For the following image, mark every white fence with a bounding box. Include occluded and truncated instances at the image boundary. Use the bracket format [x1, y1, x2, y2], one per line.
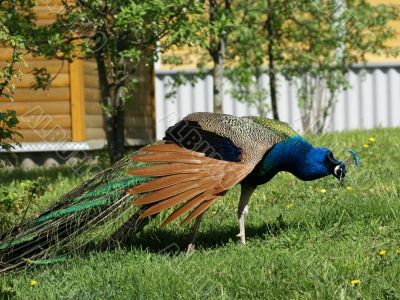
[155, 64, 400, 139]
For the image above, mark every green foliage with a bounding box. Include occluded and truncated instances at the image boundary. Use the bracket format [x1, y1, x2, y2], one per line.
[227, 0, 399, 131]
[163, 0, 399, 128]
[0, 110, 21, 151]
[0, 177, 47, 233]
[31, 68, 52, 90]
[0, 2, 38, 151]
[1, 0, 204, 163]
[1, 128, 400, 298]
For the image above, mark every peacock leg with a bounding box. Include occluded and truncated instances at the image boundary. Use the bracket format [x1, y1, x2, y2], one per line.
[237, 184, 256, 245]
[186, 213, 204, 254]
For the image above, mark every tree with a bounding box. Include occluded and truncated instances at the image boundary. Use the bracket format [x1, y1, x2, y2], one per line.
[164, 1, 236, 113]
[63, 1, 202, 163]
[227, 0, 398, 130]
[208, 0, 232, 113]
[0, 26, 22, 151]
[226, 1, 290, 118]
[2, 0, 202, 163]
[281, 0, 399, 132]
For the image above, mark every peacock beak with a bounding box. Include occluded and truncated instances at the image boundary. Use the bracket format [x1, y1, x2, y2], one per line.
[333, 162, 346, 183]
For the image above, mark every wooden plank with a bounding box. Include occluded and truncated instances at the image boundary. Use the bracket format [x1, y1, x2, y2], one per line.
[0, 48, 47, 61]
[84, 74, 100, 89]
[84, 87, 101, 102]
[0, 60, 68, 74]
[17, 114, 71, 129]
[37, 0, 64, 5]
[69, 58, 86, 141]
[14, 128, 72, 142]
[85, 128, 106, 140]
[83, 60, 98, 75]
[85, 114, 104, 128]
[9, 73, 69, 88]
[85, 101, 103, 114]
[124, 116, 154, 128]
[33, 6, 64, 20]
[125, 105, 154, 117]
[36, 19, 56, 26]
[124, 61, 155, 140]
[0, 87, 70, 102]
[0, 101, 70, 115]
[126, 127, 155, 140]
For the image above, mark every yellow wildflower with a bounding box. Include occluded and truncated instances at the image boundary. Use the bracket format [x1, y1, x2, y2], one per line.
[351, 279, 361, 287]
[212, 211, 217, 215]
[396, 249, 400, 255]
[31, 280, 38, 286]
[378, 250, 386, 257]
[368, 137, 376, 143]
[287, 203, 293, 209]
[362, 144, 369, 148]
[347, 186, 353, 191]
[320, 188, 327, 193]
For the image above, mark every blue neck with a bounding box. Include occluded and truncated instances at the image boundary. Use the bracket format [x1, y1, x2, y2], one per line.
[247, 136, 330, 185]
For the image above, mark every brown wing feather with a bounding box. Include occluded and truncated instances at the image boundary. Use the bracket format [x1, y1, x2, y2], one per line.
[128, 143, 253, 225]
[133, 152, 204, 164]
[139, 187, 206, 218]
[128, 174, 200, 194]
[181, 196, 222, 224]
[133, 181, 202, 205]
[127, 163, 202, 177]
[160, 194, 215, 227]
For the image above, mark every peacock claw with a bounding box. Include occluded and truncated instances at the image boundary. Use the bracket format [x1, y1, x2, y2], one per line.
[236, 233, 246, 246]
[186, 243, 196, 255]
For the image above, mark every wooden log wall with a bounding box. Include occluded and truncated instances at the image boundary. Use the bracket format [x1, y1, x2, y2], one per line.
[125, 62, 156, 144]
[83, 60, 105, 141]
[83, 59, 156, 144]
[0, 0, 71, 143]
[0, 57, 72, 143]
[0, 0, 156, 146]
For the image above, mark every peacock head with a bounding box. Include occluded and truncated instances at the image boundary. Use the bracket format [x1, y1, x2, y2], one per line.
[326, 150, 346, 183]
[306, 147, 346, 182]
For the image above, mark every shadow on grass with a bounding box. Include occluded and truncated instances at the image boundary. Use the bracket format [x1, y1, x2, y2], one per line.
[114, 215, 295, 254]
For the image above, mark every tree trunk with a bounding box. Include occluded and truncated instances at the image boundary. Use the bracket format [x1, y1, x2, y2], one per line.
[266, 0, 279, 120]
[212, 47, 224, 114]
[209, 0, 231, 114]
[255, 67, 267, 117]
[95, 49, 125, 165]
[111, 104, 125, 164]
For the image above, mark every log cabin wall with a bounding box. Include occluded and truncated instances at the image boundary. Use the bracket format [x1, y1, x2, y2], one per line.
[83, 60, 105, 142]
[1, 0, 72, 144]
[0, 0, 156, 154]
[125, 62, 156, 146]
[0, 53, 72, 143]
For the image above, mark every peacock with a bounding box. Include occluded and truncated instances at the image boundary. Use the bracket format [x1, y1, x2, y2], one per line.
[0, 112, 353, 273]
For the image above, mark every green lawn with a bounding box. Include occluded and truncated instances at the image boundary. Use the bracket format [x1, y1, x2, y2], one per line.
[1, 128, 400, 299]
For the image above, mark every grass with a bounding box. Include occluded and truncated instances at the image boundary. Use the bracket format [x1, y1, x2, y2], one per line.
[1, 128, 400, 299]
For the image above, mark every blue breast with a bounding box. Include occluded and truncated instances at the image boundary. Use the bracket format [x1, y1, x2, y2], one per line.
[244, 136, 316, 185]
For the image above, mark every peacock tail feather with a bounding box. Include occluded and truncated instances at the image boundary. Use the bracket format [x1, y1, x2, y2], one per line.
[0, 152, 158, 273]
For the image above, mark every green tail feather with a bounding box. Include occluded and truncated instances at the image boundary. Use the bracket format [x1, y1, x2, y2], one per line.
[0, 153, 157, 273]
[0, 233, 37, 250]
[73, 176, 146, 203]
[32, 198, 110, 224]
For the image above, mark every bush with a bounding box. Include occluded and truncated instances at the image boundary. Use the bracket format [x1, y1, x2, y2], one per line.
[0, 110, 21, 152]
[0, 177, 47, 234]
